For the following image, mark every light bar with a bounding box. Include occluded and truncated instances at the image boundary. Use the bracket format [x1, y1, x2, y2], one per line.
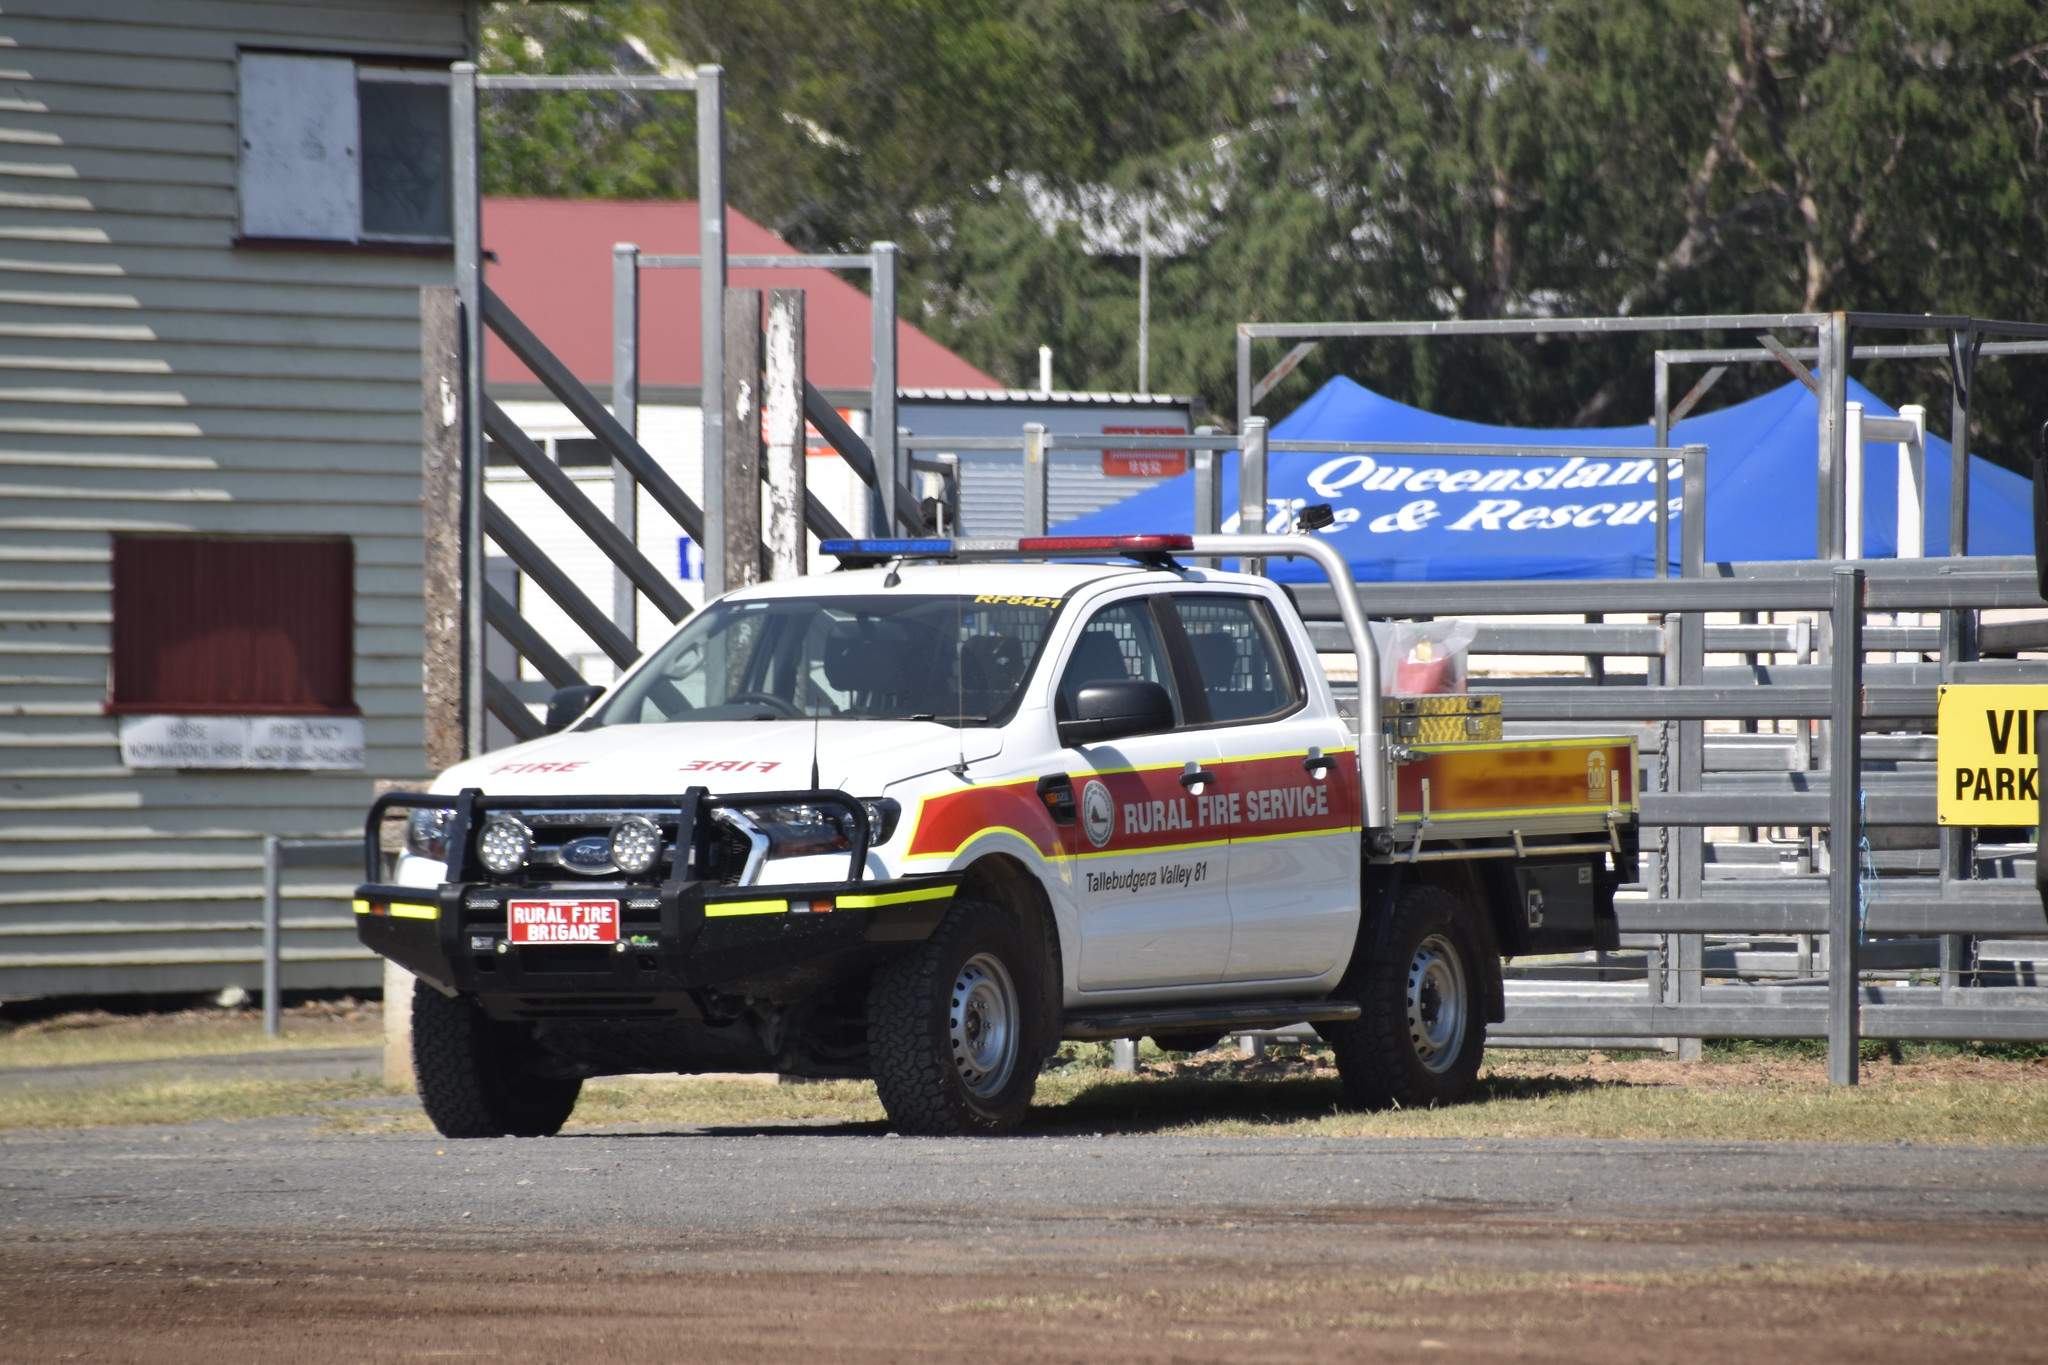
[819, 538, 953, 558]
[1017, 534, 1194, 553]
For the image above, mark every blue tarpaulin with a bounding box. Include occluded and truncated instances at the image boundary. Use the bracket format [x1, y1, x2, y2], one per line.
[1053, 376, 2034, 581]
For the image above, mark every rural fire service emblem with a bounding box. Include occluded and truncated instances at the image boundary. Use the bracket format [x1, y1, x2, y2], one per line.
[1586, 748, 1609, 800]
[1081, 779, 1115, 848]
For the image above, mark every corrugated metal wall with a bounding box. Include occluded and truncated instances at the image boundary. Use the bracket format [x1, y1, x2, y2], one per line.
[0, 0, 471, 999]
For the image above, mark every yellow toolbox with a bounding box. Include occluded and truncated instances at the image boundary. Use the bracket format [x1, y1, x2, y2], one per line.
[1379, 693, 1503, 744]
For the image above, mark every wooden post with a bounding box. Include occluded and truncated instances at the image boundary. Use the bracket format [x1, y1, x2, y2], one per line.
[723, 288, 762, 591]
[420, 286, 466, 776]
[398, 285, 465, 1089]
[763, 289, 807, 579]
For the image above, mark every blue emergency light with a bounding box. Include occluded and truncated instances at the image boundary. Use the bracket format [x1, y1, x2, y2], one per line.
[818, 538, 954, 557]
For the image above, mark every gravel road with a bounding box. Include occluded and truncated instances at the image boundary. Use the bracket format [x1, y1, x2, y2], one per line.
[4, 1117, 2045, 1361]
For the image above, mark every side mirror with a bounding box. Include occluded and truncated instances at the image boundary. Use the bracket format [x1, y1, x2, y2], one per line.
[545, 683, 605, 734]
[1057, 679, 1175, 748]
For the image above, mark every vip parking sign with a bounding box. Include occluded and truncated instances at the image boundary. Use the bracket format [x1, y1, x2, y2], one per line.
[1935, 685, 2048, 825]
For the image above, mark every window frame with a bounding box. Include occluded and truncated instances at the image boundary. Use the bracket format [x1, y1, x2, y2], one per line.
[1159, 590, 1307, 731]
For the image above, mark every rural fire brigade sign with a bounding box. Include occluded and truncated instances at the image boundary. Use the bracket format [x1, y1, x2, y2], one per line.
[508, 899, 620, 944]
[1936, 685, 2048, 825]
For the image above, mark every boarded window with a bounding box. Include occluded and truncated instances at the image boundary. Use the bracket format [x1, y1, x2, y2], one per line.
[237, 53, 450, 243]
[111, 538, 355, 715]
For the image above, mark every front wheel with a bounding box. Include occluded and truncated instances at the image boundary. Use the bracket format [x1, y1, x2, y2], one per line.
[411, 980, 582, 1138]
[1322, 883, 1489, 1110]
[867, 897, 1048, 1135]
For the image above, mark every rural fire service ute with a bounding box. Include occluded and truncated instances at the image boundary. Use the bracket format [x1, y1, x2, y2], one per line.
[356, 531, 1638, 1137]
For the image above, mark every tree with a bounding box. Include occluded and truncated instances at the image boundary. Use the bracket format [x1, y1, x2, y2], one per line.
[480, 0, 2048, 470]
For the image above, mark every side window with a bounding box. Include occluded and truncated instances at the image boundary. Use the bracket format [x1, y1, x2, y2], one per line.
[1056, 599, 1175, 721]
[1171, 594, 1302, 724]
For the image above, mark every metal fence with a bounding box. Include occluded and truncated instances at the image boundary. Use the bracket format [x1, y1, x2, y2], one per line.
[1291, 554, 2045, 1081]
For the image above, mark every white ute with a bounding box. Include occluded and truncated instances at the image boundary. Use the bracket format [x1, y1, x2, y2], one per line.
[357, 532, 1638, 1136]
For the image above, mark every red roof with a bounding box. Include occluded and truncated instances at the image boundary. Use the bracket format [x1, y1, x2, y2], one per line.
[482, 198, 999, 392]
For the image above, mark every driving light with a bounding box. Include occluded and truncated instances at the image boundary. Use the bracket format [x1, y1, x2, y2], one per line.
[608, 815, 663, 876]
[405, 806, 454, 861]
[476, 815, 533, 875]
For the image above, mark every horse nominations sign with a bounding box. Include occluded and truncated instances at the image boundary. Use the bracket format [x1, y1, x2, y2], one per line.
[118, 715, 366, 771]
[1935, 685, 2048, 825]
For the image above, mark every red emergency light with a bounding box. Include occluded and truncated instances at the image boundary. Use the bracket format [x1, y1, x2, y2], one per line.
[1016, 534, 1195, 554]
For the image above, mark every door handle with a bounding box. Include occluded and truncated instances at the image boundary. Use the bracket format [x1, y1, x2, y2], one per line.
[1179, 763, 1217, 790]
[1302, 746, 1333, 776]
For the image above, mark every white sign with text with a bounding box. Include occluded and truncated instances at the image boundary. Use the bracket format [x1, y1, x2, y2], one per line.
[119, 715, 365, 770]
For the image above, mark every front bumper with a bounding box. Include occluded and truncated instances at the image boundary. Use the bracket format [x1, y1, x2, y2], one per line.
[354, 874, 959, 1015]
[353, 786, 955, 1019]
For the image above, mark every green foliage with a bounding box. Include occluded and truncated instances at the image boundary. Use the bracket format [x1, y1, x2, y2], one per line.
[481, 0, 2048, 470]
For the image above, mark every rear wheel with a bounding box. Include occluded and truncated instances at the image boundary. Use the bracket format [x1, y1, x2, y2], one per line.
[411, 980, 582, 1138]
[1323, 883, 1488, 1110]
[868, 897, 1048, 1135]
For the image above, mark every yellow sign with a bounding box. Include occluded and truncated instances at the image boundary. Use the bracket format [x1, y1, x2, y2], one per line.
[1936, 685, 2048, 825]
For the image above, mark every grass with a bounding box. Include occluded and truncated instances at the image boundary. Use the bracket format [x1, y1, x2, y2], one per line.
[0, 1000, 383, 1070]
[0, 1074, 397, 1133]
[6, 1027, 2048, 1144]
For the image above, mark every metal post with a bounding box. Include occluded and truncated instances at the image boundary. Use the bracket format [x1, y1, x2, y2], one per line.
[1192, 442, 1220, 536]
[1897, 404, 1927, 559]
[723, 288, 761, 589]
[1816, 313, 1849, 560]
[1672, 576, 1705, 1059]
[763, 288, 807, 579]
[450, 62, 485, 759]
[1947, 328, 1979, 557]
[869, 242, 900, 535]
[1235, 327, 1253, 438]
[1239, 416, 1269, 576]
[1679, 445, 1706, 578]
[1844, 401, 1865, 560]
[1137, 199, 1150, 394]
[1827, 564, 1864, 1086]
[696, 64, 727, 597]
[1112, 1038, 1138, 1074]
[261, 835, 282, 1038]
[611, 242, 640, 640]
[1021, 422, 1049, 537]
[1653, 356, 1671, 578]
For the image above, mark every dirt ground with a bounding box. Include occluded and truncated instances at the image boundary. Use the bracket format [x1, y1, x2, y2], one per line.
[3, 1215, 2043, 1364]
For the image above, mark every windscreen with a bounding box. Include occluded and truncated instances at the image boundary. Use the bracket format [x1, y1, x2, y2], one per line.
[590, 594, 1062, 728]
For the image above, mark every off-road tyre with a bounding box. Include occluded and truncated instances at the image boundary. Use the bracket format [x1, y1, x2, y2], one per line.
[412, 979, 582, 1138]
[867, 896, 1048, 1136]
[1322, 883, 1489, 1111]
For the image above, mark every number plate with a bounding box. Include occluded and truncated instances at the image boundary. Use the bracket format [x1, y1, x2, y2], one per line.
[507, 898, 620, 945]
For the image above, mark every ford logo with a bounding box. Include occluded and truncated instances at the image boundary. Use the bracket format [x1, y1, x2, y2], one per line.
[557, 835, 616, 872]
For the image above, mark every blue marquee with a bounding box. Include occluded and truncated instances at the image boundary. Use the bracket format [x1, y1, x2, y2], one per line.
[1054, 376, 2033, 581]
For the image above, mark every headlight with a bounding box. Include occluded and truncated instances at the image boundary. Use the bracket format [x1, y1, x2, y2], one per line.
[405, 806, 454, 862]
[476, 815, 533, 875]
[731, 799, 900, 859]
[860, 798, 901, 846]
[742, 803, 855, 859]
[608, 816, 663, 876]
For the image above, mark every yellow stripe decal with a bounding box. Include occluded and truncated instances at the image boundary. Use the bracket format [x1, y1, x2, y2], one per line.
[705, 899, 786, 918]
[837, 884, 957, 910]
[354, 897, 438, 920]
